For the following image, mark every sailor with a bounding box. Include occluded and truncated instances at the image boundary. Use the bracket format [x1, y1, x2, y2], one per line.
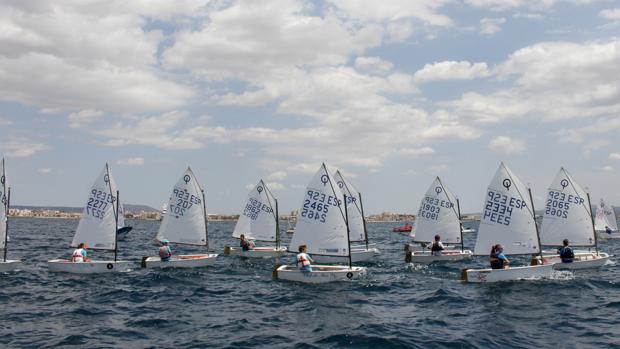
[240, 234, 254, 251]
[557, 239, 574, 263]
[296, 245, 314, 272]
[71, 243, 90, 263]
[159, 239, 172, 262]
[489, 244, 509, 269]
[429, 234, 445, 256]
[605, 226, 612, 235]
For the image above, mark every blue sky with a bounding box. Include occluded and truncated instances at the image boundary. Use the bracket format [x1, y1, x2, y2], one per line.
[1, 0, 619, 214]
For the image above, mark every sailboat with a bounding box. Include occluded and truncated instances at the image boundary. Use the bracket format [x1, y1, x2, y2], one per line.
[0, 158, 20, 272]
[116, 203, 132, 240]
[461, 162, 554, 283]
[537, 168, 610, 269]
[310, 170, 380, 263]
[224, 179, 287, 257]
[273, 163, 366, 283]
[405, 177, 472, 263]
[141, 167, 218, 268]
[594, 199, 619, 239]
[48, 164, 132, 273]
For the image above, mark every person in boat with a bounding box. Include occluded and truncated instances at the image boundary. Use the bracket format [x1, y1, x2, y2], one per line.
[557, 239, 574, 263]
[159, 239, 172, 262]
[296, 245, 314, 272]
[605, 226, 612, 235]
[239, 234, 255, 251]
[490, 244, 509, 269]
[71, 243, 91, 263]
[429, 234, 445, 256]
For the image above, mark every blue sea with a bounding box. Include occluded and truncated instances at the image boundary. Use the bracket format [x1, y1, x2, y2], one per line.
[1, 218, 619, 348]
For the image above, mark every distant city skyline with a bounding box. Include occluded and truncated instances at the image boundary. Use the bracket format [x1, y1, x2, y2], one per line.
[1, 1, 619, 214]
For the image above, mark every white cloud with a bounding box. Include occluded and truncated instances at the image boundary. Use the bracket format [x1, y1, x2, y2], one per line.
[267, 171, 288, 181]
[329, 0, 453, 27]
[413, 61, 489, 84]
[465, 0, 595, 12]
[608, 153, 620, 160]
[37, 168, 52, 174]
[1, 139, 48, 157]
[480, 17, 506, 35]
[68, 109, 103, 128]
[488, 136, 526, 154]
[355, 56, 394, 74]
[265, 181, 286, 190]
[395, 147, 435, 157]
[116, 157, 145, 166]
[555, 118, 620, 144]
[600, 165, 614, 172]
[599, 8, 620, 20]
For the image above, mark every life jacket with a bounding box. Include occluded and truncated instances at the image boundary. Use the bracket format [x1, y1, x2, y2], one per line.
[559, 246, 574, 261]
[71, 248, 85, 263]
[296, 253, 310, 268]
[240, 240, 250, 251]
[431, 241, 444, 252]
[490, 251, 504, 269]
[159, 246, 172, 259]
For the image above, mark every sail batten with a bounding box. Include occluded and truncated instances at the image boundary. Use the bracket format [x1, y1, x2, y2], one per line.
[232, 179, 277, 242]
[289, 164, 349, 256]
[156, 168, 208, 246]
[414, 177, 461, 244]
[473, 163, 540, 256]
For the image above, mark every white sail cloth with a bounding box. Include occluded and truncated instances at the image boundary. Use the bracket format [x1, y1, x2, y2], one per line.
[334, 170, 365, 242]
[414, 177, 461, 244]
[156, 168, 208, 245]
[595, 199, 617, 231]
[540, 168, 595, 246]
[474, 163, 540, 256]
[232, 180, 277, 241]
[289, 164, 349, 256]
[71, 164, 120, 250]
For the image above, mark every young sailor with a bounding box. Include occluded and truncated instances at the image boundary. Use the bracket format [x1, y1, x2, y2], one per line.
[557, 239, 574, 263]
[71, 243, 90, 263]
[429, 234, 445, 256]
[239, 234, 255, 251]
[296, 245, 313, 272]
[605, 226, 612, 235]
[159, 239, 172, 262]
[489, 244, 509, 269]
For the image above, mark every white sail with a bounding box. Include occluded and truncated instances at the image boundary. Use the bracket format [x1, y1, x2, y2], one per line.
[0, 158, 7, 250]
[540, 168, 595, 246]
[414, 177, 461, 244]
[474, 163, 540, 256]
[71, 164, 120, 250]
[595, 199, 618, 231]
[334, 170, 365, 242]
[156, 168, 207, 245]
[289, 163, 349, 256]
[232, 180, 277, 242]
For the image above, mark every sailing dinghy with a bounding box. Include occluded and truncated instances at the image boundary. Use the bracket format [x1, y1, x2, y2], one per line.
[273, 163, 366, 283]
[0, 158, 20, 272]
[48, 164, 132, 273]
[594, 199, 619, 239]
[142, 168, 218, 268]
[310, 170, 379, 263]
[224, 180, 287, 257]
[462, 163, 553, 283]
[405, 177, 472, 263]
[537, 168, 609, 269]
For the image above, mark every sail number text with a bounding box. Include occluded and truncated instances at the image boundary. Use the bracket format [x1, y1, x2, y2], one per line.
[545, 190, 584, 219]
[170, 188, 202, 217]
[85, 189, 116, 219]
[418, 196, 453, 220]
[243, 197, 272, 220]
[483, 190, 527, 225]
[301, 190, 340, 223]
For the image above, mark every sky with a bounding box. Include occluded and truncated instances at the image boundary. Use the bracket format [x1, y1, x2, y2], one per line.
[1, 0, 619, 215]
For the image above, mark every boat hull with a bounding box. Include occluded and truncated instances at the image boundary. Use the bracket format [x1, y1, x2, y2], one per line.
[538, 252, 610, 270]
[0, 260, 21, 272]
[273, 264, 366, 283]
[462, 264, 554, 283]
[223, 246, 287, 258]
[141, 254, 218, 268]
[47, 259, 133, 274]
[596, 231, 620, 239]
[311, 248, 380, 264]
[406, 250, 473, 263]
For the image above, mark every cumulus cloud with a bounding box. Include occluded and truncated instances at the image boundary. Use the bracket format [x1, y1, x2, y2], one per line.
[68, 109, 103, 128]
[267, 171, 288, 181]
[608, 153, 620, 160]
[599, 8, 620, 20]
[600, 165, 614, 172]
[480, 17, 506, 34]
[1, 139, 48, 157]
[355, 56, 394, 74]
[413, 61, 489, 84]
[37, 168, 52, 174]
[116, 157, 145, 166]
[488, 136, 526, 154]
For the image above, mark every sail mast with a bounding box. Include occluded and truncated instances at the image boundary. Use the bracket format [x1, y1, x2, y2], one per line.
[359, 192, 369, 250]
[202, 189, 209, 249]
[527, 187, 543, 260]
[3, 188, 10, 262]
[586, 193, 599, 255]
[456, 198, 464, 253]
[344, 194, 352, 268]
[275, 198, 280, 249]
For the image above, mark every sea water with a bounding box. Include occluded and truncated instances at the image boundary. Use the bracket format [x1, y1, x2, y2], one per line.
[1, 218, 618, 348]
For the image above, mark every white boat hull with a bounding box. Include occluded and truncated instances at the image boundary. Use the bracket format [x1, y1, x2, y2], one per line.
[462, 228, 476, 233]
[462, 264, 554, 283]
[538, 252, 610, 270]
[311, 248, 380, 264]
[0, 260, 21, 272]
[223, 246, 287, 258]
[273, 264, 366, 283]
[596, 231, 620, 239]
[141, 254, 218, 268]
[47, 259, 133, 274]
[406, 250, 473, 263]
